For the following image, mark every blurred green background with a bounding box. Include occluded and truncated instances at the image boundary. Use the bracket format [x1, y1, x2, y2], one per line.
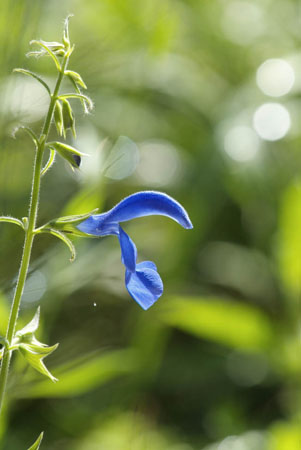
[0, 0, 300, 449]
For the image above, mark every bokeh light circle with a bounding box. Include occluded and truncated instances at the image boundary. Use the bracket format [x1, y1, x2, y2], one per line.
[224, 126, 260, 162]
[256, 59, 295, 97]
[253, 103, 291, 141]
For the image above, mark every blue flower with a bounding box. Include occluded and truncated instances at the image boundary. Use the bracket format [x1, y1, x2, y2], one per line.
[77, 191, 193, 310]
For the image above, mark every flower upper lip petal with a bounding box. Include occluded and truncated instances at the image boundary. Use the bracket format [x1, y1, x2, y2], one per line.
[78, 191, 193, 236]
[105, 191, 193, 229]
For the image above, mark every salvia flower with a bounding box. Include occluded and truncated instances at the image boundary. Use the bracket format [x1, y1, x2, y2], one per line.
[77, 191, 193, 310]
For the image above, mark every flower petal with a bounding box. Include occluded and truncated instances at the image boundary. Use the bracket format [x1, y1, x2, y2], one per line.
[118, 226, 137, 272]
[76, 214, 118, 236]
[77, 191, 193, 236]
[106, 191, 192, 229]
[125, 261, 163, 310]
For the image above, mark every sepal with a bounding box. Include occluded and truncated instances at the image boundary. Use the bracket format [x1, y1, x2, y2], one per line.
[46, 141, 87, 169]
[59, 93, 93, 113]
[14, 308, 58, 382]
[36, 227, 76, 261]
[28, 40, 61, 71]
[61, 99, 76, 138]
[63, 15, 73, 48]
[65, 70, 87, 89]
[27, 432, 44, 450]
[54, 100, 64, 136]
[15, 307, 40, 338]
[41, 149, 56, 176]
[39, 210, 98, 237]
[19, 342, 58, 382]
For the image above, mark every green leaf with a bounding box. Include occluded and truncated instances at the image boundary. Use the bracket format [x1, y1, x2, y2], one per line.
[37, 228, 76, 261]
[17, 350, 137, 398]
[278, 180, 301, 298]
[0, 216, 24, 229]
[27, 431, 44, 450]
[47, 141, 86, 169]
[41, 149, 56, 176]
[13, 68, 51, 95]
[159, 297, 274, 353]
[19, 342, 58, 382]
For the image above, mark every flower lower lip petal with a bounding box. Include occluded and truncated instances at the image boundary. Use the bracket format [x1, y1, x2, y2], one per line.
[125, 265, 163, 310]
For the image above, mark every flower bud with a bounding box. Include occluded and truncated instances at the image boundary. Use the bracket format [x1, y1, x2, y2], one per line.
[62, 98, 76, 138]
[54, 100, 64, 136]
[47, 141, 86, 169]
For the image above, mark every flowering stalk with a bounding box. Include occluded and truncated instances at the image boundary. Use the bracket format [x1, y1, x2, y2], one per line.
[0, 26, 71, 419]
[0, 17, 192, 448]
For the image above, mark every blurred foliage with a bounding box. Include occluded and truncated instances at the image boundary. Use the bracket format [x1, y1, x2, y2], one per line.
[0, 0, 300, 449]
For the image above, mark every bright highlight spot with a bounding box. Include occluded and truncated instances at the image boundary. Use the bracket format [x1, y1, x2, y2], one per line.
[253, 103, 291, 141]
[256, 59, 295, 97]
[224, 126, 259, 162]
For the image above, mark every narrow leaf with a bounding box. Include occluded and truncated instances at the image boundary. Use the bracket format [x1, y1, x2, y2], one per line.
[37, 228, 76, 261]
[12, 126, 38, 147]
[13, 69, 51, 95]
[0, 216, 24, 229]
[41, 149, 56, 176]
[27, 432, 44, 450]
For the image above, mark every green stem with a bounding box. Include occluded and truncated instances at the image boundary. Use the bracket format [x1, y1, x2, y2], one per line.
[0, 54, 69, 418]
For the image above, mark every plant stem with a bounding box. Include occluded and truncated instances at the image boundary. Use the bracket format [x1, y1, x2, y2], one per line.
[0, 55, 69, 418]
